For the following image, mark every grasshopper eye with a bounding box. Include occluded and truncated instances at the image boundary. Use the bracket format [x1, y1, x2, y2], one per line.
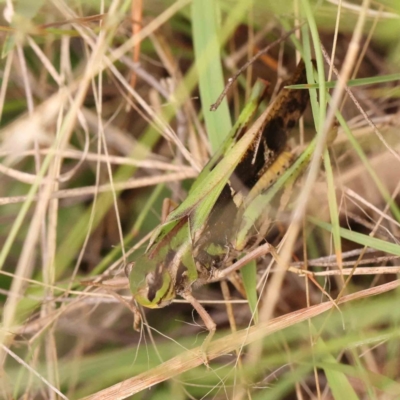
[134, 270, 175, 309]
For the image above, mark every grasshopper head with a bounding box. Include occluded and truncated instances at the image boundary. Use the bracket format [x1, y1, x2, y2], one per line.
[127, 256, 176, 309]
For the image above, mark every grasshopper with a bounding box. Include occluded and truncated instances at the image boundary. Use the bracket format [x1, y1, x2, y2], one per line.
[127, 60, 311, 343]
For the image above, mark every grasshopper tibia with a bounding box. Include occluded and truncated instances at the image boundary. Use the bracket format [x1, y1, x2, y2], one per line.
[181, 291, 216, 367]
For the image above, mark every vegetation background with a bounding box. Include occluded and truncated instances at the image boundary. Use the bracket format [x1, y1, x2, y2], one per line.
[1, 0, 400, 399]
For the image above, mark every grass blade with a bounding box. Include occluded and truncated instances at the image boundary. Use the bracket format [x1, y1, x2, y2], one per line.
[192, 0, 231, 151]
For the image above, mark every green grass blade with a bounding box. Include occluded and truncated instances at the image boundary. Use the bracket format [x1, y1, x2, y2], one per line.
[289, 73, 400, 90]
[323, 149, 343, 269]
[311, 217, 400, 256]
[192, 0, 231, 151]
[316, 338, 359, 400]
[241, 260, 258, 323]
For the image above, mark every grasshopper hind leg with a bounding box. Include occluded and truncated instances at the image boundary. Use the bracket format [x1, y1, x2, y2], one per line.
[181, 291, 216, 367]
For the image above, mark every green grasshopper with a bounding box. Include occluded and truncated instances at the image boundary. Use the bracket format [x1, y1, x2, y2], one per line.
[127, 60, 311, 342]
